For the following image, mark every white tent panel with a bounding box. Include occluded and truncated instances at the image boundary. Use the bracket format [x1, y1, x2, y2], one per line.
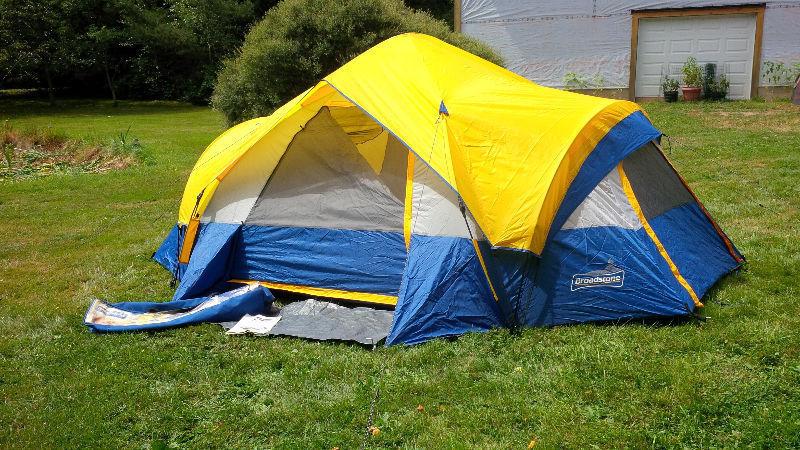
[410, 156, 482, 240]
[201, 112, 318, 224]
[561, 167, 641, 231]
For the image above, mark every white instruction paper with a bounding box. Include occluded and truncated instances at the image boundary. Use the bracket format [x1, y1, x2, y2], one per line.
[226, 314, 281, 336]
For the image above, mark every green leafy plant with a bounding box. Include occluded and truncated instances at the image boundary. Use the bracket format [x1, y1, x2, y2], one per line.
[110, 125, 142, 155]
[661, 75, 679, 93]
[681, 57, 703, 87]
[761, 60, 800, 86]
[563, 72, 588, 89]
[718, 74, 730, 94]
[661, 74, 679, 102]
[563, 72, 606, 90]
[2, 143, 13, 171]
[702, 63, 729, 100]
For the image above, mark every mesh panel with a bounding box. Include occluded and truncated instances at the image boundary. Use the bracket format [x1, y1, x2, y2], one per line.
[622, 142, 694, 219]
[245, 107, 406, 232]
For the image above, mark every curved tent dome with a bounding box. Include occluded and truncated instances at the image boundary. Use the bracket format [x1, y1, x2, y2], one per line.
[153, 33, 743, 345]
[179, 33, 645, 254]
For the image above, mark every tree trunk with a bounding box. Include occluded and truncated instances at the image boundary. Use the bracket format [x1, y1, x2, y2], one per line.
[44, 66, 55, 106]
[104, 61, 117, 107]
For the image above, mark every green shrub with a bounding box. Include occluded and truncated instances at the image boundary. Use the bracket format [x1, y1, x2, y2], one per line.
[661, 75, 679, 93]
[761, 60, 800, 86]
[702, 63, 729, 100]
[562, 71, 606, 90]
[681, 57, 703, 88]
[212, 0, 503, 125]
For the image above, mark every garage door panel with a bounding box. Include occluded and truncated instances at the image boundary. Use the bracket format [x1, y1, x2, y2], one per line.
[673, 22, 692, 32]
[667, 63, 683, 76]
[725, 38, 750, 52]
[726, 61, 748, 75]
[727, 19, 753, 30]
[640, 41, 665, 55]
[639, 62, 665, 75]
[697, 39, 720, 53]
[670, 40, 693, 54]
[639, 75, 664, 88]
[636, 13, 755, 99]
[698, 21, 722, 30]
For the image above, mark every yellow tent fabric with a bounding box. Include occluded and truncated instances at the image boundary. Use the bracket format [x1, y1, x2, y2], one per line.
[179, 33, 643, 255]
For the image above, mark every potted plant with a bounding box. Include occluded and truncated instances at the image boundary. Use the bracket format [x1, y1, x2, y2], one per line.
[702, 63, 729, 100]
[681, 57, 703, 101]
[662, 75, 679, 102]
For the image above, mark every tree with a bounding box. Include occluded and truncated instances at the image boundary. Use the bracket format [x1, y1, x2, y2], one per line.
[82, 26, 119, 105]
[0, 0, 468, 105]
[212, 0, 502, 125]
[405, 0, 454, 27]
[0, 0, 261, 103]
[167, 0, 257, 102]
[0, 0, 79, 104]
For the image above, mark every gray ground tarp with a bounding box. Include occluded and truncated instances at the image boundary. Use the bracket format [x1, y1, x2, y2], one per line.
[270, 299, 394, 345]
[222, 299, 394, 345]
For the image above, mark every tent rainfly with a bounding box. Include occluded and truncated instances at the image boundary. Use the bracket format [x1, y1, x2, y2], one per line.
[153, 33, 743, 345]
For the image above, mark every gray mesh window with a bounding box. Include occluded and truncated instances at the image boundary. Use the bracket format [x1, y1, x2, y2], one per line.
[622, 142, 694, 219]
[245, 107, 406, 232]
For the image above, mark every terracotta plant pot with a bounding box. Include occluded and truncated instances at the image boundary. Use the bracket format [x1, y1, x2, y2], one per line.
[681, 86, 702, 101]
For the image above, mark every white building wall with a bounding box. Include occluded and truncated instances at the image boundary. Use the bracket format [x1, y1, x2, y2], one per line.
[461, 0, 800, 89]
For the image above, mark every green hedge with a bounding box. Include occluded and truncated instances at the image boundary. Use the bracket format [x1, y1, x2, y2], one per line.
[212, 0, 502, 124]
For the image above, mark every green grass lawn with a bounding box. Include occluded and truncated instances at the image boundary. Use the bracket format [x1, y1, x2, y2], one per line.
[1, 98, 798, 448]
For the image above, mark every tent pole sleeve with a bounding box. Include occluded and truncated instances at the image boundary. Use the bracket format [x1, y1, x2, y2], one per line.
[403, 152, 415, 250]
[458, 196, 499, 303]
[471, 240, 499, 302]
[178, 218, 199, 264]
[178, 189, 205, 264]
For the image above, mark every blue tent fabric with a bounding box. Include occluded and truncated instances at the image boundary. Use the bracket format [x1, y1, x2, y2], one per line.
[152, 224, 185, 277]
[173, 222, 242, 300]
[386, 235, 503, 345]
[84, 284, 273, 333]
[649, 202, 741, 297]
[230, 225, 406, 295]
[480, 242, 538, 327]
[548, 111, 661, 242]
[528, 225, 693, 326]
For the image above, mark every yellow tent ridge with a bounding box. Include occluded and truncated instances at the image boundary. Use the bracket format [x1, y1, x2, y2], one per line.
[178, 33, 643, 254]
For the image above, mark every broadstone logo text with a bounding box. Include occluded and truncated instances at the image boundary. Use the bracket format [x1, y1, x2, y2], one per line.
[571, 263, 625, 291]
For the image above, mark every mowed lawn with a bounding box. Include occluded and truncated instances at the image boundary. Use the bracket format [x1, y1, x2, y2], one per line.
[1, 98, 798, 448]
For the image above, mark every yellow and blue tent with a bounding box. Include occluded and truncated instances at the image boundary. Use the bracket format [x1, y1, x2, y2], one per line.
[154, 33, 743, 345]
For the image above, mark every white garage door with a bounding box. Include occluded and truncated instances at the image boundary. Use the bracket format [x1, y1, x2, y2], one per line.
[635, 14, 756, 99]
